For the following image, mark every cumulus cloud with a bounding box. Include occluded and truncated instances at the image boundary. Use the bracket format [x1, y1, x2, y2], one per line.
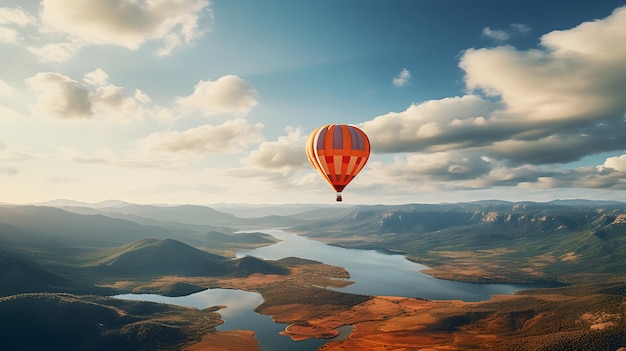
[140, 119, 264, 154]
[40, 0, 210, 56]
[245, 127, 308, 172]
[25, 72, 93, 119]
[23, 69, 161, 120]
[369, 152, 493, 185]
[601, 154, 626, 173]
[364, 7, 626, 159]
[393, 68, 411, 87]
[0, 79, 15, 97]
[365, 151, 626, 193]
[360, 94, 499, 153]
[91, 85, 154, 120]
[359, 7, 626, 192]
[463, 8, 626, 123]
[26, 41, 83, 63]
[176, 75, 258, 117]
[83, 69, 109, 86]
[0, 6, 36, 26]
[0, 6, 36, 43]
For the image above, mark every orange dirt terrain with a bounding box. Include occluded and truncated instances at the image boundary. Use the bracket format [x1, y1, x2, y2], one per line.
[185, 330, 260, 351]
[179, 259, 626, 351]
[267, 292, 625, 351]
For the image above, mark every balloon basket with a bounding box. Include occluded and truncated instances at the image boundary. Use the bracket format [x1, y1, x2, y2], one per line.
[336, 193, 342, 202]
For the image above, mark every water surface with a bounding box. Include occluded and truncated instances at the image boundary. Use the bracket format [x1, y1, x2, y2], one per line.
[113, 288, 328, 351]
[114, 228, 542, 351]
[237, 229, 534, 301]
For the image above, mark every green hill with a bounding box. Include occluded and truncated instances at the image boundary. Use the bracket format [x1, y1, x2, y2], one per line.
[0, 293, 218, 351]
[95, 238, 229, 277]
[0, 252, 66, 296]
[92, 238, 290, 280]
[230, 255, 289, 277]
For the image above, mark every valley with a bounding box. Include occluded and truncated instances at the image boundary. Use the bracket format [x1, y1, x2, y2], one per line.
[0, 200, 625, 350]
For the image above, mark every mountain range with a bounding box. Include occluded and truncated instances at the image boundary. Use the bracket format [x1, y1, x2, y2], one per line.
[1, 199, 625, 350]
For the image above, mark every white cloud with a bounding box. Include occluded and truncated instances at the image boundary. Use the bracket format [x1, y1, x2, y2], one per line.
[463, 8, 626, 123]
[0, 26, 18, 43]
[357, 7, 626, 193]
[360, 94, 497, 153]
[393, 68, 411, 87]
[0, 79, 15, 97]
[26, 41, 83, 63]
[140, 119, 264, 154]
[22, 69, 166, 121]
[364, 7, 626, 162]
[541, 7, 626, 61]
[40, 0, 210, 56]
[482, 27, 509, 42]
[0, 6, 36, 26]
[24, 72, 93, 119]
[176, 75, 259, 117]
[91, 84, 152, 120]
[0, 6, 36, 43]
[368, 152, 492, 184]
[363, 151, 626, 193]
[83, 69, 110, 86]
[601, 154, 626, 172]
[245, 127, 308, 172]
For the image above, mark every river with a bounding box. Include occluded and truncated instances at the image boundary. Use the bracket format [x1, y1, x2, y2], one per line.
[114, 228, 540, 350]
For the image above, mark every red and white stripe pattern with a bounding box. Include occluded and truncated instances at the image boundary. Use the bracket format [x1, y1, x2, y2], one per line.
[306, 124, 370, 193]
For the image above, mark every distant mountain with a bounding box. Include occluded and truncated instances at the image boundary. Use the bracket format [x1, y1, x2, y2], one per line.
[293, 201, 626, 283]
[211, 203, 338, 218]
[36, 199, 131, 208]
[296, 201, 626, 236]
[0, 205, 175, 248]
[97, 204, 244, 227]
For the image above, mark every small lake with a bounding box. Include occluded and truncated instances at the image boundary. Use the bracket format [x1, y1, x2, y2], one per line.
[113, 288, 330, 350]
[115, 228, 541, 351]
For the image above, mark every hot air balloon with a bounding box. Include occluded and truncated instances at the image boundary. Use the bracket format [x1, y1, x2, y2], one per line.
[306, 124, 370, 202]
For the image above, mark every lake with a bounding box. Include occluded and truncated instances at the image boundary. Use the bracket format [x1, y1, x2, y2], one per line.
[237, 229, 535, 301]
[114, 228, 540, 351]
[113, 288, 330, 350]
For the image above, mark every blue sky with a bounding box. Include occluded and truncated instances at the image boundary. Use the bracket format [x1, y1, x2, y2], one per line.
[1, 0, 626, 205]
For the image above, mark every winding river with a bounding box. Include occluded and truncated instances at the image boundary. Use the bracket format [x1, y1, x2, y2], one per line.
[115, 228, 540, 350]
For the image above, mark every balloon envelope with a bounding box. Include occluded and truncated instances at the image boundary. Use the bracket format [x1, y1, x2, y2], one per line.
[306, 124, 370, 201]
